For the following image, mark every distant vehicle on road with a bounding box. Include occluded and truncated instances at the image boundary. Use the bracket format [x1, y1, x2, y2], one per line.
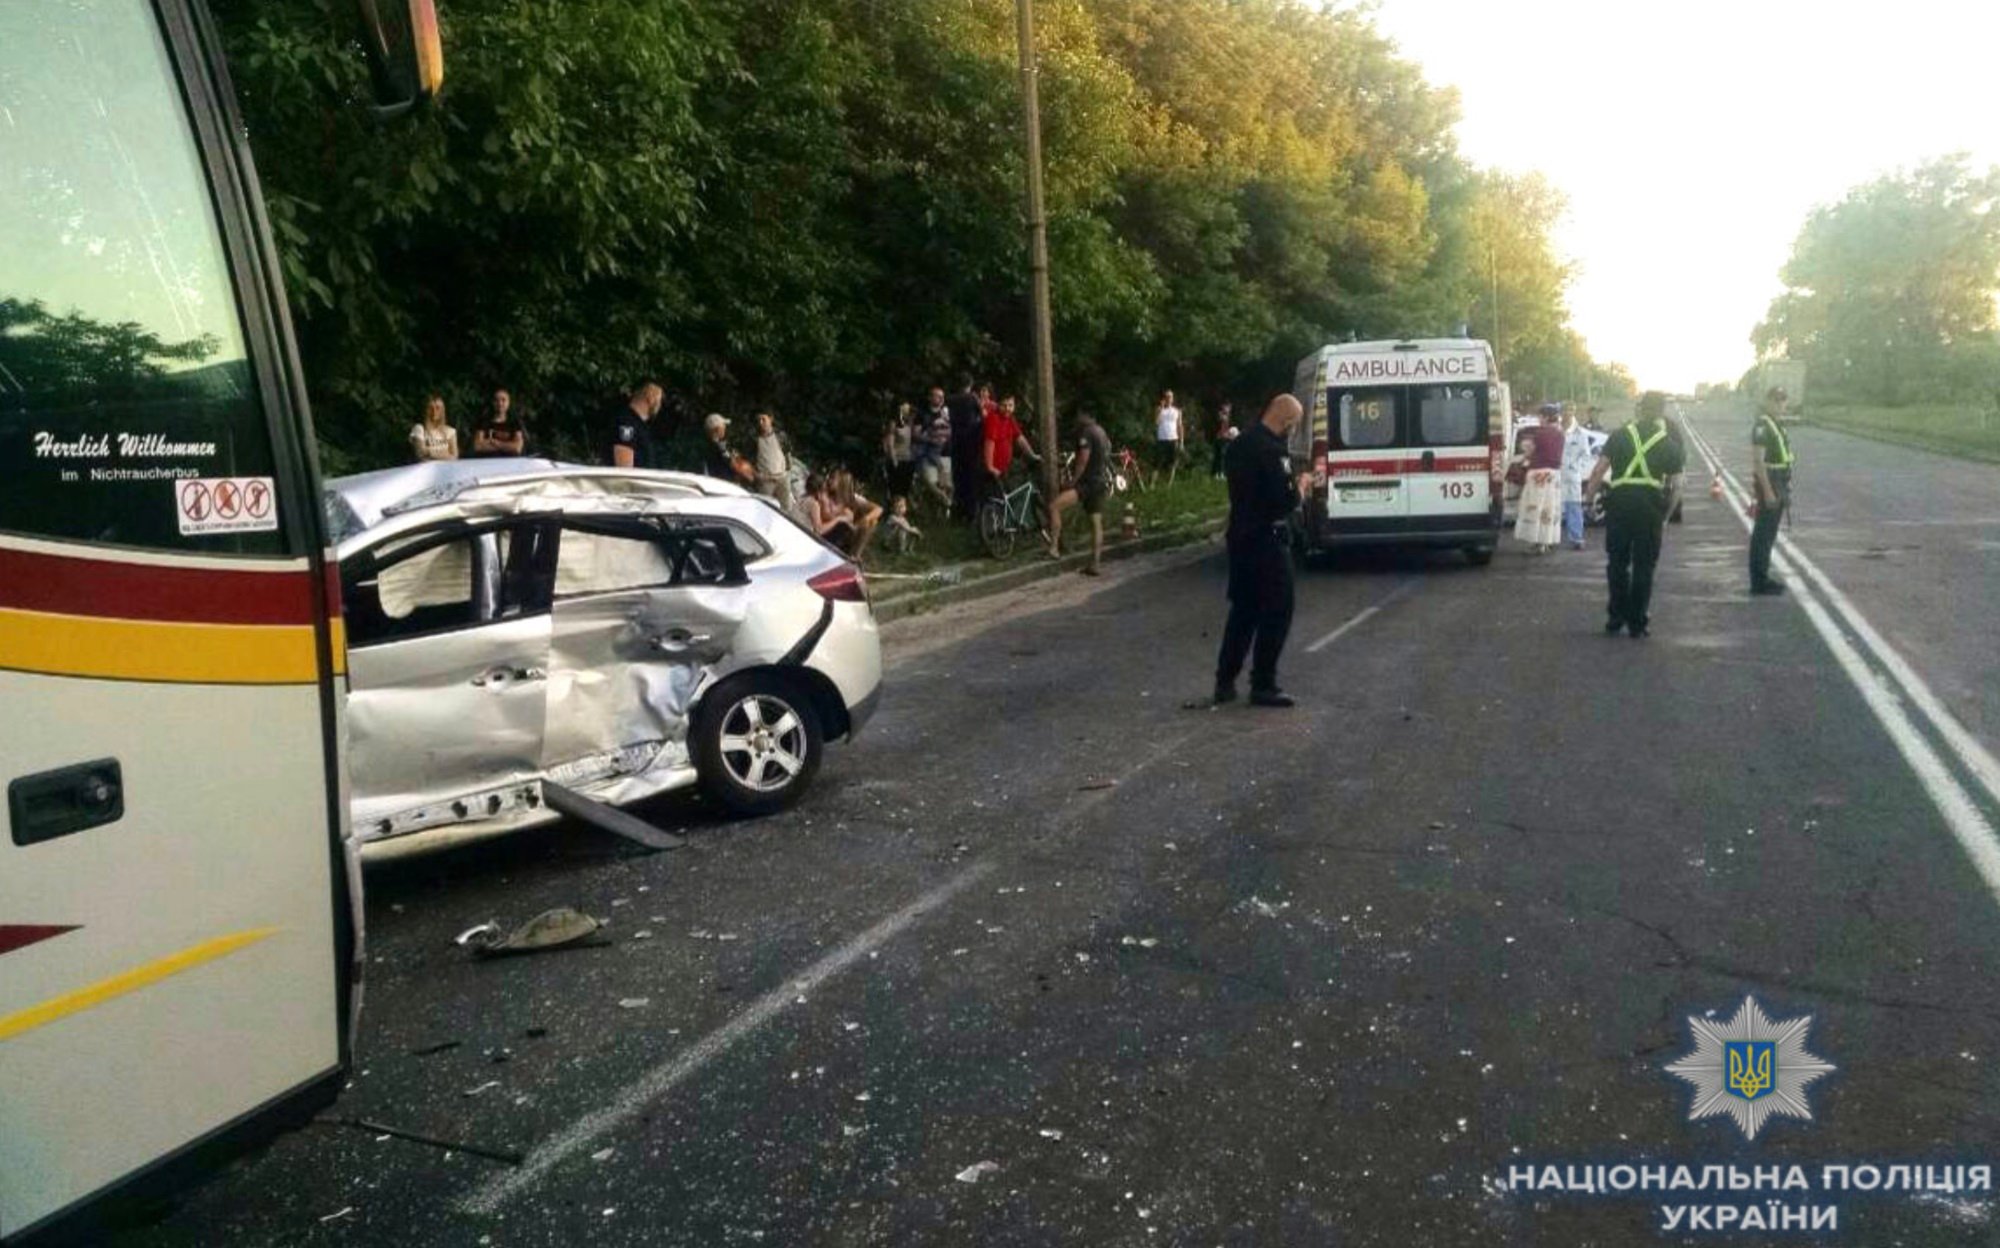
[327, 461, 881, 852]
[1290, 338, 1507, 565]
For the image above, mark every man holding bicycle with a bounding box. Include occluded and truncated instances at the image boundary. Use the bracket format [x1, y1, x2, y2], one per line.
[981, 395, 1042, 503]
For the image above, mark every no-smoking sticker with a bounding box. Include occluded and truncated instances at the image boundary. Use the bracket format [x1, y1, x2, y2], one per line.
[179, 480, 211, 523]
[177, 477, 279, 536]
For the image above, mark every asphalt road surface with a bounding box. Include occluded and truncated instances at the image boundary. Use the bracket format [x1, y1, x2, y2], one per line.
[119, 419, 2000, 1246]
[1681, 400, 2000, 761]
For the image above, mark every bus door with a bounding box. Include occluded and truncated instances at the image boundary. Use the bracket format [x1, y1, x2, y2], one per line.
[1323, 388, 1407, 523]
[1403, 384, 1492, 522]
[0, 2, 349, 1239]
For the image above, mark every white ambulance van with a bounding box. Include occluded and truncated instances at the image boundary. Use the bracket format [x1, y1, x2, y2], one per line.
[1289, 338, 1506, 565]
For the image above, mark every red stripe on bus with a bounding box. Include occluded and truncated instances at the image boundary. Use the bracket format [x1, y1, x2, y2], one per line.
[0, 547, 317, 625]
[0, 925, 79, 956]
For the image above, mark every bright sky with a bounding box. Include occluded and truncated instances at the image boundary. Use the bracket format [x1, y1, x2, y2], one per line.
[1369, 0, 2000, 392]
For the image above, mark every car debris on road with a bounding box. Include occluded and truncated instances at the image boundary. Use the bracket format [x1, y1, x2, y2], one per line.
[454, 907, 606, 957]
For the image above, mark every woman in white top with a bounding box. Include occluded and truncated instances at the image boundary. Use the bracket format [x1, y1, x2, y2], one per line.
[409, 394, 459, 462]
[1153, 389, 1182, 479]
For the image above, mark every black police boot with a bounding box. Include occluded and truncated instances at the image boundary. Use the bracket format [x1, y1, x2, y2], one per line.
[1751, 578, 1787, 596]
[1248, 687, 1296, 708]
[1605, 616, 1625, 635]
[1213, 681, 1238, 706]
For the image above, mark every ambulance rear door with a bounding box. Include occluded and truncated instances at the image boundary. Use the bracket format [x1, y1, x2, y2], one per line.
[1402, 383, 1492, 524]
[1323, 387, 1409, 523]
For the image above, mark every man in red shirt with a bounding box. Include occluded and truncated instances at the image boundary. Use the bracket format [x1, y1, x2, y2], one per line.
[982, 395, 1040, 487]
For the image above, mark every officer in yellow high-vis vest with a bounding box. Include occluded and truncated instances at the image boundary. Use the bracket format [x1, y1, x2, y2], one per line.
[1749, 386, 1795, 595]
[1584, 391, 1686, 638]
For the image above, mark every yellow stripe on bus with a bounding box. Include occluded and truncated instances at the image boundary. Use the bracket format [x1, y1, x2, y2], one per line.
[0, 927, 279, 1043]
[0, 609, 345, 683]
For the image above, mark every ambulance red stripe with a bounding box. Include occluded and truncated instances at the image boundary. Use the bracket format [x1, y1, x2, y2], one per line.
[1327, 454, 1490, 476]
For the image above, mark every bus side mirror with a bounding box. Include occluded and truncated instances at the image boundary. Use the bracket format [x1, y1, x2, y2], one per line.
[356, 0, 444, 116]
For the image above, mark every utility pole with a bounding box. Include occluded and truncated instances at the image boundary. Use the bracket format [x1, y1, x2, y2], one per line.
[1015, 0, 1059, 522]
[1488, 240, 1502, 366]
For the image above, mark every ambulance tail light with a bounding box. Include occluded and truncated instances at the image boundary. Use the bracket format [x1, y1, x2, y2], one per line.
[1311, 438, 1329, 493]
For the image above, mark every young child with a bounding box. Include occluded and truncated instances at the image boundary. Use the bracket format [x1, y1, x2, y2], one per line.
[884, 496, 922, 554]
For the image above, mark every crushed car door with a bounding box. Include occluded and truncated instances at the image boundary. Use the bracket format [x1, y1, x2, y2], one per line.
[342, 521, 557, 838]
[543, 520, 750, 781]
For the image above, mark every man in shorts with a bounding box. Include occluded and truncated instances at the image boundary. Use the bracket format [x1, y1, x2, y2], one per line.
[1048, 411, 1114, 576]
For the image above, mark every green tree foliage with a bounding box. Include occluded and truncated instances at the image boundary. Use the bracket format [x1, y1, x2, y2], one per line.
[1755, 156, 2000, 406]
[210, 0, 1624, 470]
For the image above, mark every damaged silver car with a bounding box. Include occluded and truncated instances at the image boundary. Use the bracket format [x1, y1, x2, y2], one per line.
[326, 460, 881, 853]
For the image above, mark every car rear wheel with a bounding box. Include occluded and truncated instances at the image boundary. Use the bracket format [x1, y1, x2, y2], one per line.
[694, 675, 824, 816]
[1465, 545, 1495, 566]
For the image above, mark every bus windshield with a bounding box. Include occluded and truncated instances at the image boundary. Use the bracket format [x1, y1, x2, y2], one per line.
[0, 0, 279, 554]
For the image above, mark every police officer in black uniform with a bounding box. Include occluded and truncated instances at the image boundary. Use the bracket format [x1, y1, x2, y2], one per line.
[1214, 393, 1303, 707]
[1748, 386, 1794, 595]
[608, 381, 663, 469]
[1584, 391, 1685, 638]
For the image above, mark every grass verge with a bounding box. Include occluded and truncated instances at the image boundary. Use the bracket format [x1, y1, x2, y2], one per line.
[864, 471, 1228, 598]
[1806, 402, 2000, 464]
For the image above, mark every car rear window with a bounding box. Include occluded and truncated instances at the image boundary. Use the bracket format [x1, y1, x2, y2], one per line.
[556, 531, 676, 596]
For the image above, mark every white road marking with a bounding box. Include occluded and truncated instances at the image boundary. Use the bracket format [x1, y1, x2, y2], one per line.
[459, 861, 996, 1215]
[1689, 421, 2000, 807]
[1779, 540, 2000, 810]
[1306, 607, 1379, 653]
[1305, 581, 1419, 653]
[1684, 421, 2000, 901]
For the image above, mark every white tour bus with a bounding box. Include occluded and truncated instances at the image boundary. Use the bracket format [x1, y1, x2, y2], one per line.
[0, 2, 437, 1242]
[1290, 338, 1507, 565]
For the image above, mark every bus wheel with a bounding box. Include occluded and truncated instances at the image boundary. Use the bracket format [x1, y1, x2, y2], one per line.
[1465, 545, 1495, 567]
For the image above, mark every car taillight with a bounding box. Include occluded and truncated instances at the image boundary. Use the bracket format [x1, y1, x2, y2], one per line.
[809, 563, 868, 603]
[1311, 438, 1329, 492]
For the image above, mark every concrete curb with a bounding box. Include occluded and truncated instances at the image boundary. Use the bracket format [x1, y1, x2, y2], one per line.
[870, 518, 1225, 623]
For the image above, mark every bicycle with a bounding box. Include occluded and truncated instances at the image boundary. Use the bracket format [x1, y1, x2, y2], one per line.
[1111, 446, 1148, 493]
[976, 472, 1049, 559]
